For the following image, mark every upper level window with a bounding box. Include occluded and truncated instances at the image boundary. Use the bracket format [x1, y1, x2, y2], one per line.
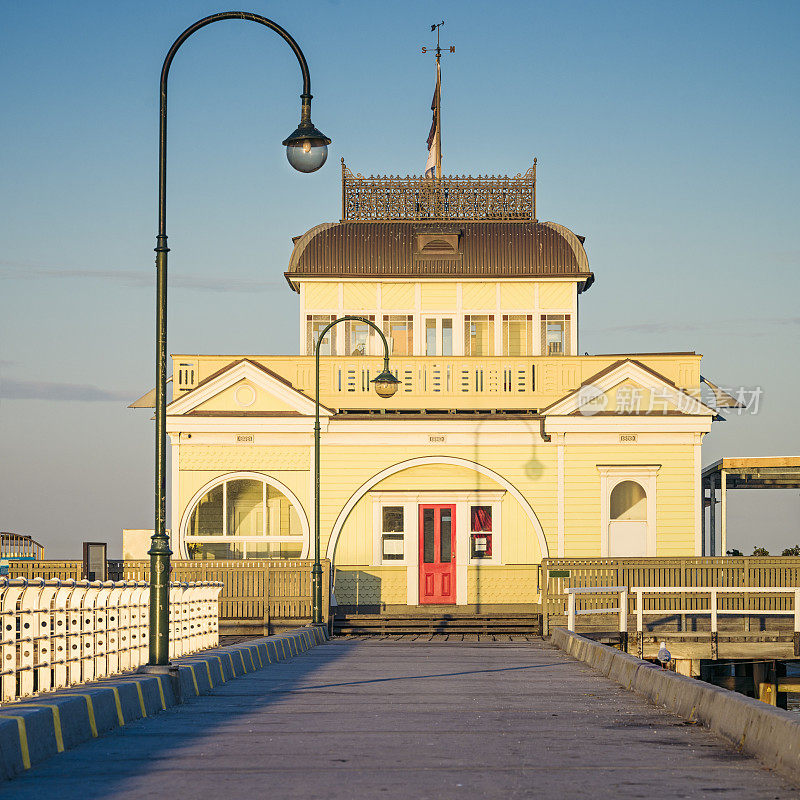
[424, 317, 453, 356]
[344, 315, 375, 357]
[464, 315, 495, 356]
[307, 315, 336, 356]
[383, 315, 413, 356]
[541, 314, 570, 356]
[502, 315, 533, 356]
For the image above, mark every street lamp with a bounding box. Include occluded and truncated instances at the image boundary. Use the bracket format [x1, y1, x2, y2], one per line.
[313, 317, 400, 624]
[150, 11, 330, 667]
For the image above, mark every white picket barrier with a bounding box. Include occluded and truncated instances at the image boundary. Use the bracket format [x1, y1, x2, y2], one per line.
[0, 578, 223, 703]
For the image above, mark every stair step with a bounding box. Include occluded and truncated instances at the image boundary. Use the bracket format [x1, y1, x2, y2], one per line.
[333, 612, 542, 637]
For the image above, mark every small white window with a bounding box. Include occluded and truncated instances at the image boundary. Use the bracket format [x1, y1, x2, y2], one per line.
[344, 315, 375, 357]
[381, 506, 404, 561]
[610, 480, 647, 520]
[464, 315, 495, 356]
[502, 315, 534, 356]
[424, 317, 454, 356]
[470, 505, 493, 559]
[541, 314, 570, 356]
[307, 315, 336, 356]
[383, 315, 413, 356]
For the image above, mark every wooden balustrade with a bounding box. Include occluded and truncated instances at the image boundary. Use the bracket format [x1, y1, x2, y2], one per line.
[7, 559, 329, 627]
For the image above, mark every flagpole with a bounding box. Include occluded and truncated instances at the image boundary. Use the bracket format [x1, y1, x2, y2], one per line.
[435, 55, 442, 181]
[423, 22, 453, 181]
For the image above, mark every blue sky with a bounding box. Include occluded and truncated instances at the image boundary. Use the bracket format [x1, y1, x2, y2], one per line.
[1, 0, 798, 557]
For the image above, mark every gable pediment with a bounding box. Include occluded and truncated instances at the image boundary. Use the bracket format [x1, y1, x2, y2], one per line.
[166, 359, 331, 417]
[542, 360, 715, 418]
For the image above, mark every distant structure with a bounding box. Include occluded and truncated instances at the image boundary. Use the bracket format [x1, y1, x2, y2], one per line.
[0, 532, 45, 561]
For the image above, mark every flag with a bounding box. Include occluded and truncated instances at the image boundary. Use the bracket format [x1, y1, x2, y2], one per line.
[700, 376, 747, 409]
[425, 59, 441, 178]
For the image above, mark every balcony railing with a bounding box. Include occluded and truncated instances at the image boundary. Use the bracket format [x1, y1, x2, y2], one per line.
[173, 354, 702, 412]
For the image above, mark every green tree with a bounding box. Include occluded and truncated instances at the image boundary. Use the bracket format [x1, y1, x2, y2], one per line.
[781, 545, 800, 556]
[751, 546, 770, 557]
[726, 548, 743, 557]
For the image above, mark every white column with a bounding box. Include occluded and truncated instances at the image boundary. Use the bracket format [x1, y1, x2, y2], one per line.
[557, 435, 565, 557]
[721, 469, 727, 556]
[494, 283, 502, 355]
[170, 436, 180, 555]
[405, 501, 419, 606]
[694, 437, 703, 556]
[456, 501, 469, 605]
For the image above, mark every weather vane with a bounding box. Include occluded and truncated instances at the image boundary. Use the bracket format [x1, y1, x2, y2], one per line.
[422, 21, 455, 62]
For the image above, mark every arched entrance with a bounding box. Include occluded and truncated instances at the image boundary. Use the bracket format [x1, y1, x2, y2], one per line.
[326, 456, 548, 608]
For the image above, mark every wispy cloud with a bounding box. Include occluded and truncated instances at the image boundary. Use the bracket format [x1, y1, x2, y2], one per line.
[588, 317, 800, 335]
[0, 261, 280, 293]
[1, 379, 133, 402]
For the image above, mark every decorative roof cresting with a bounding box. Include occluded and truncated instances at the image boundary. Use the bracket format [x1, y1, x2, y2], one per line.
[341, 158, 537, 222]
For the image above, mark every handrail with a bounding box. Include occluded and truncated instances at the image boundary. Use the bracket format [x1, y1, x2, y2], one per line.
[566, 586, 628, 640]
[564, 584, 800, 659]
[0, 577, 223, 702]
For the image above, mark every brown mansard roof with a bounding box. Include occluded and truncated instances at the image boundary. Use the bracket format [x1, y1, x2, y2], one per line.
[285, 220, 593, 291]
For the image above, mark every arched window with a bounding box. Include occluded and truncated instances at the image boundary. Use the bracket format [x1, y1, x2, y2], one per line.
[610, 480, 647, 521]
[182, 475, 307, 560]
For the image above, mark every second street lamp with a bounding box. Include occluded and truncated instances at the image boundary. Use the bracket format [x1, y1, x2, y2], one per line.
[313, 317, 400, 624]
[150, 11, 330, 666]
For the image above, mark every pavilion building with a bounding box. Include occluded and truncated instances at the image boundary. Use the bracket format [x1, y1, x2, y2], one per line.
[134, 161, 720, 611]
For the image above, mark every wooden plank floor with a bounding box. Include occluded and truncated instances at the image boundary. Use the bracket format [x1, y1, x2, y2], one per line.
[3, 639, 797, 798]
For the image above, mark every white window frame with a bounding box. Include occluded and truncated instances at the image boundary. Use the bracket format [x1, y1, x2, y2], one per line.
[382, 314, 415, 357]
[541, 313, 571, 356]
[341, 314, 378, 357]
[305, 314, 337, 356]
[501, 313, 535, 357]
[597, 465, 660, 557]
[180, 471, 310, 559]
[370, 490, 505, 606]
[467, 503, 501, 565]
[421, 315, 458, 356]
[463, 314, 496, 357]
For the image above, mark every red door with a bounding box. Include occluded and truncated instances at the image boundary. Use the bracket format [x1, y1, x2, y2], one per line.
[419, 505, 456, 604]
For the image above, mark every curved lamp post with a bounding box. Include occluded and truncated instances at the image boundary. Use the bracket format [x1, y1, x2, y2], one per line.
[150, 12, 331, 666]
[313, 317, 400, 624]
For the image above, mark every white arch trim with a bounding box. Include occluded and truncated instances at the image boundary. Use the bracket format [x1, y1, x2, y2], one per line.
[179, 471, 311, 559]
[325, 456, 549, 562]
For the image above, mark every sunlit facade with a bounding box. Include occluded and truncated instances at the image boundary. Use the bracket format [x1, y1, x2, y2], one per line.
[140, 163, 719, 610]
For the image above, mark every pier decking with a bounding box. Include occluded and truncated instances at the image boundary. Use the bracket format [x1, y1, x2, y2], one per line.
[2, 638, 796, 798]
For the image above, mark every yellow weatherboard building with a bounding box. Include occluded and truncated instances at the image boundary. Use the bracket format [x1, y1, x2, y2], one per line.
[149, 162, 718, 612]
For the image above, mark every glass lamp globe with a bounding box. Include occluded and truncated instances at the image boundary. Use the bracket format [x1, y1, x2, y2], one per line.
[372, 369, 401, 399]
[282, 122, 331, 173]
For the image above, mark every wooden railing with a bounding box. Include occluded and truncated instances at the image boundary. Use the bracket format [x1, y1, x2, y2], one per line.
[173, 353, 702, 411]
[7, 560, 328, 624]
[8, 561, 82, 580]
[541, 557, 800, 635]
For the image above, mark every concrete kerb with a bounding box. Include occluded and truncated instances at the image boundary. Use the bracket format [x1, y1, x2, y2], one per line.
[550, 627, 800, 784]
[0, 625, 328, 781]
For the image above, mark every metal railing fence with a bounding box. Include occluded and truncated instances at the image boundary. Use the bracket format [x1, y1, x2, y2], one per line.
[0, 577, 222, 703]
[542, 556, 800, 634]
[564, 584, 800, 657]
